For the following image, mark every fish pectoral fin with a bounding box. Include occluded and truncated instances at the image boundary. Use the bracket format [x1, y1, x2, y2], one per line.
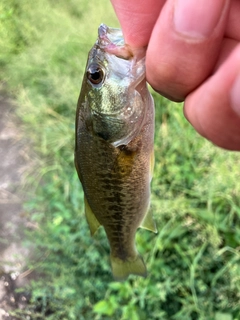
[84, 196, 101, 236]
[111, 254, 147, 281]
[140, 208, 157, 233]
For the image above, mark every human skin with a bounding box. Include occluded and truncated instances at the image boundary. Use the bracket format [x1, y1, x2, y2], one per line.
[110, 0, 240, 151]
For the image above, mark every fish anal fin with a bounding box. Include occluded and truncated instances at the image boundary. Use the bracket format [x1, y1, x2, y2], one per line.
[111, 254, 147, 281]
[84, 196, 101, 236]
[140, 208, 157, 233]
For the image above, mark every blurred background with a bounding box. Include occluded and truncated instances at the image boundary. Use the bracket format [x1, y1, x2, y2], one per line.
[0, 0, 240, 319]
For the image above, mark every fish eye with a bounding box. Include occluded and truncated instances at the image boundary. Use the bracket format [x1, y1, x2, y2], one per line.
[87, 65, 104, 85]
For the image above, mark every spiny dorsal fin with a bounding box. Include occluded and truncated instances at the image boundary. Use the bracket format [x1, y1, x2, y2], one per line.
[84, 196, 101, 236]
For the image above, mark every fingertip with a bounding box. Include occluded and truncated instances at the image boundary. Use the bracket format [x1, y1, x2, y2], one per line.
[150, 84, 184, 102]
[110, 0, 164, 47]
[230, 74, 240, 118]
[184, 43, 240, 151]
[184, 93, 240, 151]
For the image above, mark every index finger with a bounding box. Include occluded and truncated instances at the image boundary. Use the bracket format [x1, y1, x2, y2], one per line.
[110, 0, 165, 47]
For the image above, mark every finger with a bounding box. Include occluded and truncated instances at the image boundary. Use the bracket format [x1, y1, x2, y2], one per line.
[146, 0, 230, 101]
[213, 37, 239, 70]
[225, 0, 240, 41]
[110, 0, 165, 47]
[184, 41, 240, 151]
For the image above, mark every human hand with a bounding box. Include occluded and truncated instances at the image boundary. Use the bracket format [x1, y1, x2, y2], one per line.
[110, 0, 240, 150]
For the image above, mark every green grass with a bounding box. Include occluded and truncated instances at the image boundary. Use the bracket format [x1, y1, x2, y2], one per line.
[1, 1, 240, 319]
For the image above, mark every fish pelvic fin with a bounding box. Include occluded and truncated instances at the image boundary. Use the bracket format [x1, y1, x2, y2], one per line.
[140, 208, 157, 233]
[111, 254, 147, 281]
[84, 196, 101, 236]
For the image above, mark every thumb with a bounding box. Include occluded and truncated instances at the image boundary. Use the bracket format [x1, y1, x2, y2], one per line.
[110, 0, 165, 47]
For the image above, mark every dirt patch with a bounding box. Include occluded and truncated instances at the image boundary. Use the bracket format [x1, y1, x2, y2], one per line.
[0, 94, 32, 319]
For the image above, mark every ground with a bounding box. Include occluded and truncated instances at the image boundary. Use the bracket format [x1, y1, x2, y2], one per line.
[0, 94, 31, 319]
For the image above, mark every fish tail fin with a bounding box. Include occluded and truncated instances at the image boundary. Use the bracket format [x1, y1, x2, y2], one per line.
[110, 254, 147, 281]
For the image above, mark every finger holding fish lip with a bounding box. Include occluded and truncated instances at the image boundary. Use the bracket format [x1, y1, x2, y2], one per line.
[110, 0, 165, 47]
[111, 0, 240, 151]
[111, 0, 230, 101]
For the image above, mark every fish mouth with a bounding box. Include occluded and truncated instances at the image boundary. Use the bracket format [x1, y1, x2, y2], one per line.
[98, 24, 124, 47]
[97, 24, 133, 60]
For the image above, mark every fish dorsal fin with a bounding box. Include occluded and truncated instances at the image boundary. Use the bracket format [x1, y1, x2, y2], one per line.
[84, 196, 101, 236]
[140, 207, 157, 233]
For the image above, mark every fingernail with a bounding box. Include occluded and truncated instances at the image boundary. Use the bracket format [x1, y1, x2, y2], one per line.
[230, 74, 240, 117]
[174, 0, 226, 39]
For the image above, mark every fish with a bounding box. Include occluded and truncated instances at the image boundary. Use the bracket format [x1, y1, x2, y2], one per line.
[75, 24, 157, 281]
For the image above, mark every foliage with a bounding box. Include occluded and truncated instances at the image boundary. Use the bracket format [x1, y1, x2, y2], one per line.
[1, 0, 240, 319]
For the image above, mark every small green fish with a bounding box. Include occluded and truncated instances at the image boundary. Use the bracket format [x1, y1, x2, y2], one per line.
[75, 24, 157, 281]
